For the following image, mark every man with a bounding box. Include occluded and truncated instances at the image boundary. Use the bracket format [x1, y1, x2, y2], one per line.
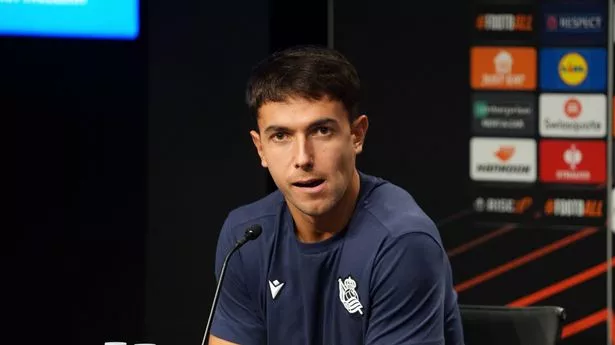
[210, 45, 464, 345]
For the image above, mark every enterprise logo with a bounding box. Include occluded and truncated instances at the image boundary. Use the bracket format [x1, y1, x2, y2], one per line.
[475, 103, 531, 118]
[472, 92, 536, 136]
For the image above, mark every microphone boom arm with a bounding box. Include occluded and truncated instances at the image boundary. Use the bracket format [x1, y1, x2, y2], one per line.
[200, 224, 262, 345]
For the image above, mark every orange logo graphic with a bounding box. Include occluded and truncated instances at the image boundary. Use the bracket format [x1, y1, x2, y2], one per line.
[471, 47, 536, 90]
[495, 146, 515, 161]
[515, 197, 533, 214]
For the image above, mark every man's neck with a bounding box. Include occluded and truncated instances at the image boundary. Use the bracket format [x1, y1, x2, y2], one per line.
[290, 170, 361, 243]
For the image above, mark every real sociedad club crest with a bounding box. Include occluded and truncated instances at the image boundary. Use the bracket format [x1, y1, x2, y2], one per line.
[338, 275, 363, 315]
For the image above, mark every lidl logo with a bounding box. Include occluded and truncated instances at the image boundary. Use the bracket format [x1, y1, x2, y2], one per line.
[540, 48, 606, 91]
[558, 52, 588, 86]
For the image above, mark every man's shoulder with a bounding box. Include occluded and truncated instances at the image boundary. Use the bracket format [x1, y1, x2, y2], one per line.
[361, 173, 442, 246]
[221, 189, 284, 239]
[228, 190, 283, 222]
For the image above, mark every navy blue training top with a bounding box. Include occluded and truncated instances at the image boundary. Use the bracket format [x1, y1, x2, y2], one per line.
[211, 172, 464, 345]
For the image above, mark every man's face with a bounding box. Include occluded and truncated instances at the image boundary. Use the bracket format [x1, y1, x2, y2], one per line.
[250, 97, 368, 217]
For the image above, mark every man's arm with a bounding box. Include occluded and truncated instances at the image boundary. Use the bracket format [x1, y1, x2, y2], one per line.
[365, 232, 459, 345]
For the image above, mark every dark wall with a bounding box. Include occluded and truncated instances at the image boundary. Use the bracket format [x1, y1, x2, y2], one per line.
[8, 21, 147, 345]
[334, 0, 471, 223]
[145, 1, 270, 344]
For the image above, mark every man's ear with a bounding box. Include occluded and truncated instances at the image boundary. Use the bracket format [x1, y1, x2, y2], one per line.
[250, 130, 268, 168]
[350, 115, 369, 154]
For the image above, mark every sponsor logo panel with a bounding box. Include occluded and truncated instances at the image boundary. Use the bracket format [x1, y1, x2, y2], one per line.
[471, 137, 536, 182]
[539, 93, 606, 138]
[543, 197, 604, 218]
[474, 195, 534, 215]
[471, 47, 536, 90]
[541, 3, 606, 45]
[473, 6, 534, 42]
[472, 92, 536, 136]
[539, 140, 606, 184]
[539, 48, 606, 91]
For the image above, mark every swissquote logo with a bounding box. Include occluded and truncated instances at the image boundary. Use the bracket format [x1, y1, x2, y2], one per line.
[471, 137, 536, 182]
[539, 93, 606, 137]
[338, 275, 363, 315]
[539, 140, 605, 184]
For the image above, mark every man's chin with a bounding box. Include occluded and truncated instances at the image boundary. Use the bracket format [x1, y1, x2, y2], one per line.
[291, 200, 334, 217]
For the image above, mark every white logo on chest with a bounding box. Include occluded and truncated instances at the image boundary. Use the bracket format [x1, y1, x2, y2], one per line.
[268, 279, 285, 299]
[338, 275, 363, 315]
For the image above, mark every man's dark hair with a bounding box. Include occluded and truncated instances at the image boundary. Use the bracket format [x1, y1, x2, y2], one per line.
[246, 45, 361, 121]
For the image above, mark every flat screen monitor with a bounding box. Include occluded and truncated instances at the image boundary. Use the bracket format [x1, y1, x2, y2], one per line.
[0, 0, 139, 40]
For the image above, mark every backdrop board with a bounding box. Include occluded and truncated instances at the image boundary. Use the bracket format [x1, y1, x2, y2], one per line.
[468, 0, 612, 343]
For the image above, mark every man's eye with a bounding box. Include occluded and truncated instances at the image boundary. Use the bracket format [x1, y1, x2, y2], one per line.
[272, 132, 287, 141]
[316, 127, 331, 135]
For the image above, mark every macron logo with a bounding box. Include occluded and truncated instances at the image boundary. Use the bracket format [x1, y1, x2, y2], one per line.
[268, 279, 285, 299]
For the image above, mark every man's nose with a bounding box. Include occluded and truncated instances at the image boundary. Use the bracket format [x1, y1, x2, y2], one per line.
[294, 136, 314, 170]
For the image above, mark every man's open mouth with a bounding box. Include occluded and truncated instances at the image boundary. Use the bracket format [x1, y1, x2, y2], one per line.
[292, 179, 325, 188]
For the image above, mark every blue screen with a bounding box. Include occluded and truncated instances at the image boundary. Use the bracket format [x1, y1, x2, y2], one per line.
[0, 0, 139, 40]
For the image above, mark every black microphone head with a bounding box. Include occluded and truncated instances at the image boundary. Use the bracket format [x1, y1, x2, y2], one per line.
[244, 224, 262, 241]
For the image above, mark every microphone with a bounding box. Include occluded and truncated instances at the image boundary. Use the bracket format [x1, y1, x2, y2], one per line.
[201, 224, 263, 345]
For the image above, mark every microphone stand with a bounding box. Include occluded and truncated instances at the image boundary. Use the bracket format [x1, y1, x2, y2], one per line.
[201, 225, 262, 345]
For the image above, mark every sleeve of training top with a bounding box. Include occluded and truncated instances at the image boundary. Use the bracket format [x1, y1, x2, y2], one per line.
[365, 232, 450, 345]
[210, 216, 266, 345]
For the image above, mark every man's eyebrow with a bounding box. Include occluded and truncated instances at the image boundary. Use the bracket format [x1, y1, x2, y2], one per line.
[263, 118, 339, 134]
[307, 118, 338, 129]
[263, 125, 290, 134]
